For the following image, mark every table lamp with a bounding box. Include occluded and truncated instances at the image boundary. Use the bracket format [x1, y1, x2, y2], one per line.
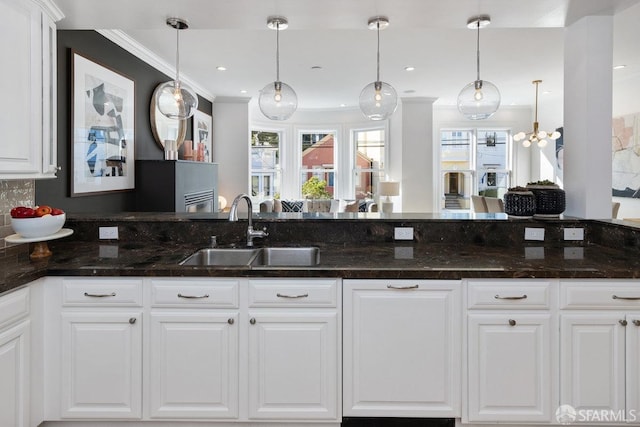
[379, 181, 400, 213]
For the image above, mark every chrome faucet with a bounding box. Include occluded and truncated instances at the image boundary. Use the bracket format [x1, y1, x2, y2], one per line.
[228, 194, 268, 247]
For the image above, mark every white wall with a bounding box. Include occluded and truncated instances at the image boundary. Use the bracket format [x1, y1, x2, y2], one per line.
[213, 97, 251, 205]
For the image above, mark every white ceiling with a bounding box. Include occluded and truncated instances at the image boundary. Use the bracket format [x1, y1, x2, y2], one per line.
[53, 0, 640, 110]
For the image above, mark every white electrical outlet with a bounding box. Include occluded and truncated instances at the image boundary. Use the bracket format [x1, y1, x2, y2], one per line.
[564, 228, 584, 241]
[99, 226, 119, 240]
[524, 227, 545, 241]
[394, 227, 414, 240]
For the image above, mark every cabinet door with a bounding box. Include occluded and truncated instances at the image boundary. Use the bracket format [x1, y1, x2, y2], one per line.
[247, 312, 338, 420]
[467, 313, 554, 422]
[0, 320, 30, 427]
[148, 312, 239, 419]
[627, 314, 640, 416]
[60, 312, 142, 419]
[343, 280, 461, 417]
[560, 314, 626, 413]
[0, 0, 43, 177]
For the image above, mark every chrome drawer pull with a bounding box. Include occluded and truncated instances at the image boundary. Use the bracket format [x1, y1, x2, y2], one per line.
[620, 319, 628, 326]
[633, 320, 640, 327]
[612, 295, 640, 300]
[177, 293, 210, 299]
[84, 292, 116, 298]
[276, 293, 309, 299]
[495, 294, 528, 300]
[508, 319, 517, 326]
[387, 284, 419, 290]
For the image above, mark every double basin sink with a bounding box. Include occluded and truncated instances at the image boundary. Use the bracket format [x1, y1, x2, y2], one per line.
[180, 246, 320, 267]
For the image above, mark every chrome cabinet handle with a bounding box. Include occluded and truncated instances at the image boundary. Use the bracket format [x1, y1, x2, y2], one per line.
[620, 319, 628, 326]
[387, 284, 419, 290]
[177, 293, 210, 299]
[633, 320, 640, 327]
[227, 318, 234, 325]
[84, 292, 116, 298]
[129, 318, 136, 324]
[250, 318, 256, 325]
[495, 294, 528, 300]
[276, 293, 309, 299]
[508, 319, 516, 326]
[612, 295, 640, 300]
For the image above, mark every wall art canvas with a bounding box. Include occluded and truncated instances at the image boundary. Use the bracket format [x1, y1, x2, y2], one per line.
[193, 109, 212, 162]
[71, 51, 135, 196]
[612, 113, 640, 198]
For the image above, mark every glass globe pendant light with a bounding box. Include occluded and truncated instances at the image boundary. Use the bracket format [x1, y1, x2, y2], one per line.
[359, 16, 398, 121]
[513, 80, 561, 148]
[457, 15, 500, 120]
[155, 17, 198, 120]
[259, 16, 297, 121]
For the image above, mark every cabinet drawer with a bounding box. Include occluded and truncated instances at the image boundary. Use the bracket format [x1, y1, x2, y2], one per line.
[248, 279, 338, 307]
[467, 280, 552, 309]
[150, 278, 239, 308]
[0, 287, 29, 330]
[62, 278, 143, 306]
[560, 280, 640, 309]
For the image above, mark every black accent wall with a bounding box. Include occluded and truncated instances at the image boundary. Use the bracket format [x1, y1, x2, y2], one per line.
[36, 30, 212, 213]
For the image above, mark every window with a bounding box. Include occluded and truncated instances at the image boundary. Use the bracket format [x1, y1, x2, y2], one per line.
[251, 130, 280, 198]
[439, 129, 511, 211]
[353, 128, 386, 199]
[300, 131, 336, 197]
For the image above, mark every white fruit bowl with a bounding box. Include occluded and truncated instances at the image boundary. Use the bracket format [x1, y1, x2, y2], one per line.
[10, 213, 66, 238]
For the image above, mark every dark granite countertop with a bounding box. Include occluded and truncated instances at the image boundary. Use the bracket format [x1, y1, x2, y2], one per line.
[3, 214, 640, 296]
[2, 239, 640, 296]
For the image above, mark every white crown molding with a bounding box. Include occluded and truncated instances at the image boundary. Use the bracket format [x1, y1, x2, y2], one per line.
[35, 0, 65, 21]
[96, 29, 215, 102]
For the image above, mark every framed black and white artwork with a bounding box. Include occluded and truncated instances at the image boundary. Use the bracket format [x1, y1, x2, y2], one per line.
[71, 50, 135, 196]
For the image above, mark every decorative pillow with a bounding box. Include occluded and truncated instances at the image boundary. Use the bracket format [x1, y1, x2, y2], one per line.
[281, 200, 305, 212]
[358, 200, 368, 212]
[273, 199, 282, 213]
[344, 201, 359, 212]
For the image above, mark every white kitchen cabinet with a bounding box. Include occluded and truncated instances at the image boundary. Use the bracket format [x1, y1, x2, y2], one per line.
[56, 278, 143, 420]
[147, 278, 240, 419]
[560, 280, 640, 420]
[465, 279, 557, 423]
[247, 278, 340, 421]
[0, 0, 61, 179]
[0, 287, 30, 427]
[60, 312, 142, 419]
[343, 279, 461, 417]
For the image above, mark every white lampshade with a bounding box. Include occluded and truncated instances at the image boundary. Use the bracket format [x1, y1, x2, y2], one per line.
[379, 181, 400, 197]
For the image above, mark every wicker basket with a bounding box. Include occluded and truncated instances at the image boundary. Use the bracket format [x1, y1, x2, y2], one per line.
[526, 185, 566, 215]
[504, 191, 536, 217]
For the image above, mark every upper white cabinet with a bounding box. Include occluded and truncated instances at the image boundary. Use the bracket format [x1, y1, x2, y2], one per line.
[343, 279, 461, 418]
[0, 0, 62, 179]
[465, 279, 558, 423]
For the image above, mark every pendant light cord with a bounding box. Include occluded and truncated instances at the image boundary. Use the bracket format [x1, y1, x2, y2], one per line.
[175, 26, 181, 84]
[476, 21, 480, 82]
[534, 81, 539, 122]
[275, 21, 280, 82]
[376, 20, 381, 82]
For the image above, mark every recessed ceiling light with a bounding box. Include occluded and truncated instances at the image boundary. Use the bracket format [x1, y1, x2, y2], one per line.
[339, 103, 346, 107]
[614, 64, 627, 70]
[543, 90, 552, 94]
[240, 90, 247, 94]
[404, 89, 416, 94]
[311, 65, 323, 70]
[404, 66, 415, 71]
[216, 66, 227, 71]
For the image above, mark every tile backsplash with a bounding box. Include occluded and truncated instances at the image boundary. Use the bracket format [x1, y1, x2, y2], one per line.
[0, 180, 35, 248]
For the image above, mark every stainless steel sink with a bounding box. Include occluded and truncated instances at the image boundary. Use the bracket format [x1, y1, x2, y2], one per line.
[253, 247, 320, 267]
[179, 247, 320, 267]
[179, 248, 260, 266]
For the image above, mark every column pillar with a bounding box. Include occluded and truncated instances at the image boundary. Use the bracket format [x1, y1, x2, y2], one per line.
[563, 16, 613, 218]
